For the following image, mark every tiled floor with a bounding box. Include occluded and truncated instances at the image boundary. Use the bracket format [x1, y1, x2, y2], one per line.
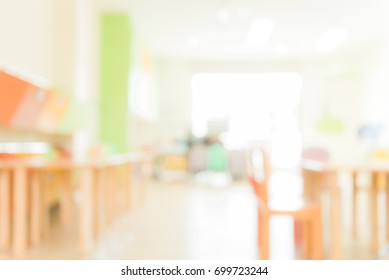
[1, 172, 388, 259]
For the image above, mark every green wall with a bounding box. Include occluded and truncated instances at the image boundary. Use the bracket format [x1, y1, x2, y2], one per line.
[100, 14, 131, 154]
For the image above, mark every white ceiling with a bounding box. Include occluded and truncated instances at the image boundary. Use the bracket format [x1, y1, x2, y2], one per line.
[102, 0, 389, 59]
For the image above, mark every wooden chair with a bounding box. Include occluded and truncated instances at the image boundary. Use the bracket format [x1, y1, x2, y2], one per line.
[248, 147, 322, 259]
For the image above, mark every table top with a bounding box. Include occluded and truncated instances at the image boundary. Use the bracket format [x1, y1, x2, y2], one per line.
[302, 159, 389, 173]
[0, 152, 153, 170]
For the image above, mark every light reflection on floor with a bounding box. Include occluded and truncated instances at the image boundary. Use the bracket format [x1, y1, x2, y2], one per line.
[94, 182, 261, 259]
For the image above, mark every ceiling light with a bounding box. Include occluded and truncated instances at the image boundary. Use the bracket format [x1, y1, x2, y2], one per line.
[217, 9, 230, 22]
[316, 27, 348, 53]
[247, 18, 273, 47]
[276, 43, 289, 55]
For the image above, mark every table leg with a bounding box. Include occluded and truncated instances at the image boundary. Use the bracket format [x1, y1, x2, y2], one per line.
[139, 163, 147, 203]
[30, 170, 41, 246]
[125, 163, 132, 211]
[79, 167, 94, 255]
[94, 168, 104, 238]
[328, 171, 341, 259]
[386, 173, 389, 243]
[40, 173, 49, 239]
[117, 165, 125, 215]
[105, 166, 113, 226]
[0, 170, 11, 250]
[60, 170, 73, 226]
[12, 166, 28, 256]
[114, 165, 121, 217]
[371, 172, 379, 256]
[93, 168, 104, 238]
[109, 166, 116, 224]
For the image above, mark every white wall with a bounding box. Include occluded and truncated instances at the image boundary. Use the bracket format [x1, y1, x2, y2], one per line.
[299, 52, 363, 162]
[359, 42, 389, 124]
[0, 0, 52, 79]
[154, 58, 193, 143]
[0, 0, 98, 95]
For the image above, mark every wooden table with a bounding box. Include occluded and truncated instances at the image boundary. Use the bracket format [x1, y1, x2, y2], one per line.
[303, 160, 389, 259]
[0, 153, 152, 257]
[4, 160, 95, 256]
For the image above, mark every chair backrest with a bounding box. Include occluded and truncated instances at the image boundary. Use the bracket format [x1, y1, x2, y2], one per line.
[247, 147, 270, 205]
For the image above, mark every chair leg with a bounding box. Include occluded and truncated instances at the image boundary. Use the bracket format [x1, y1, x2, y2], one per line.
[294, 220, 303, 248]
[311, 210, 323, 260]
[257, 210, 263, 256]
[302, 219, 312, 259]
[259, 211, 270, 260]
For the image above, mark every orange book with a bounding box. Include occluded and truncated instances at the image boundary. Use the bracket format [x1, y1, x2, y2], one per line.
[0, 71, 36, 125]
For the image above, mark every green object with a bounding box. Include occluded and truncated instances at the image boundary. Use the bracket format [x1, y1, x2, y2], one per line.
[100, 14, 132, 154]
[207, 143, 228, 172]
[326, 64, 360, 79]
[316, 118, 344, 133]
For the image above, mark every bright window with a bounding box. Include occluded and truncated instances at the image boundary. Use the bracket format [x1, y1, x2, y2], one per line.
[191, 73, 302, 168]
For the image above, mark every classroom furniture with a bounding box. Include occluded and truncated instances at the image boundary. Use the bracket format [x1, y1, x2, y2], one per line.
[0, 165, 11, 251]
[301, 164, 340, 259]
[0, 153, 152, 257]
[303, 160, 389, 259]
[248, 147, 322, 259]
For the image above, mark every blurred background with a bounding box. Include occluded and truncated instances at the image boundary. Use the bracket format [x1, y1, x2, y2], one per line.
[1, 0, 389, 260]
